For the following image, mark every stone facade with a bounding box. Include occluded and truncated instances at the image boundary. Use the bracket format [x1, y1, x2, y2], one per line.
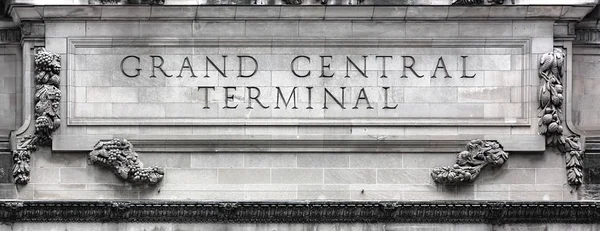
[0, 0, 600, 230]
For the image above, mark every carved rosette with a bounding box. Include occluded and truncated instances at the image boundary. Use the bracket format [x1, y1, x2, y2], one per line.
[538, 48, 583, 186]
[13, 48, 62, 185]
[431, 139, 508, 184]
[88, 138, 164, 184]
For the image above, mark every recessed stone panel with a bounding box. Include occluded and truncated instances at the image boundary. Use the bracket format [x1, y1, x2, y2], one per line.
[67, 38, 530, 126]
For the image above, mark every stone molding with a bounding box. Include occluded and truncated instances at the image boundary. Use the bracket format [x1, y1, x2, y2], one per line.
[0, 200, 599, 223]
[8, 5, 596, 22]
[575, 28, 600, 44]
[431, 139, 508, 184]
[53, 135, 545, 152]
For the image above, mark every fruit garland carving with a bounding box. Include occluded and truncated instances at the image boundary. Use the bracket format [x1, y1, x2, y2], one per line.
[431, 139, 508, 184]
[538, 48, 583, 186]
[13, 48, 61, 185]
[88, 138, 164, 184]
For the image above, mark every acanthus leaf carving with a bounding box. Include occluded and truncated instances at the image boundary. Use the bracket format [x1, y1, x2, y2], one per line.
[431, 139, 508, 184]
[88, 138, 164, 185]
[538, 48, 583, 187]
[12, 48, 61, 185]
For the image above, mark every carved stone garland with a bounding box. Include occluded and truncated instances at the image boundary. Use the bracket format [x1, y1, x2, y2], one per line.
[538, 48, 583, 186]
[88, 138, 164, 184]
[431, 139, 508, 184]
[13, 48, 62, 185]
[452, 0, 514, 5]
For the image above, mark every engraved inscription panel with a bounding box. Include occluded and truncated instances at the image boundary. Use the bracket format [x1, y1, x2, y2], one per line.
[67, 38, 529, 126]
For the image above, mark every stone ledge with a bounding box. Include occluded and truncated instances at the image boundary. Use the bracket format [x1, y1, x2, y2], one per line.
[0, 200, 598, 223]
[8, 5, 597, 22]
[52, 134, 544, 152]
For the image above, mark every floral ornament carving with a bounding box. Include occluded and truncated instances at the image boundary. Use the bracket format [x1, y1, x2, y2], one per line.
[88, 138, 164, 184]
[431, 140, 508, 184]
[452, 0, 514, 5]
[538, 48, 583, 186]
[13, 48, 61, 185]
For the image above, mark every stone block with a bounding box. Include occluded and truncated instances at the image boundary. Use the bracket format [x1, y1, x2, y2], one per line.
[272, 169, 323, 184]
[513, 21, 554, 37]
[477, 168, 535, 184]
[297, 154, 349, 168]
[351, 22, 405, 37]
[151, 6, 197, 19]
[459, 22, 512, 37]
[30, 168, 60, 184]
[404, 87, 457, 103]
[0, 155, 12, 183]
[100, 6, 151, 19]
[218, 169, 270, 184]
[112, 103, 165, 118]
[405, 22, 458, 37]
[280, 6, 325, 19]
[324, 169, 376, 184]
[299, 22, 352, 37]
[244, 153, 296, 168]
[139, 153, 191, 168]
[349, 184, 403, 200]
[191, 153, 243, 168]
[245, 21, 299, 37]
[372, 6, 407, 19]
[297, 185, 350, 200]
[535, 168, 566, 184]
[243, 184, 297, 200]
[377, 169, 431, 184]
[164, 169, 218, 184]
[196, 6, 236, 19]
[235, 6, 280, 19]
[31, 149, 86, 168]
[532, 37, 554, 54]
[86, 22, 140, 37]
[46, 22, 86, 37]
[458, 87, 511, 103]
[60, 167, 123, 184]
[349, 154, 402, 168]
[325, 6, 373, 19]
[405, 6, 448, 19]
[403, 153, 458, 168]
[140, 22, 193, 37]
[507, 152, 564, 169]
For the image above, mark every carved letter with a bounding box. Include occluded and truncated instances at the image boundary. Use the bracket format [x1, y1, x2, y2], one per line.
[291, 55, 311, 78]
[238, 56, 258, 78]
[432, 57, 451, 78]
[223, 87, 237, 109]
[376, 56, 392, 78]
[345, 56, 368, 78]
[460, 56, 476, 78]
[150, 55, 172, 78]
[246, 87, 269, 109]
[197, 86, 215, 109]
[353, 88, 373, 109]
[121, 55, 141, 78]
[177, 56, 197, 78]
[401, 56, 424, 78]
[323, 87, 346, 109]
[320, 56, 334, 78]
[275, 87, 298, 109]
[382, 87, 398, 109]
[205, 56, 227, 78]
[306, 87, 313, 109]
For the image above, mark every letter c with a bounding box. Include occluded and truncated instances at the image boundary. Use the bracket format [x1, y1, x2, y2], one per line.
[291, 55, 311, 78]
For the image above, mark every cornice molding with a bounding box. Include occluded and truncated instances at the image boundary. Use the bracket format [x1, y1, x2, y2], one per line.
[7, 5, 597, 22]
[0, 200, 599, 223]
